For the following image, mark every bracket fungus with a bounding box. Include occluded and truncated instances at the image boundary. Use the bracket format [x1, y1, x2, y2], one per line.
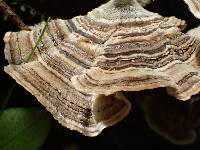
[3, 0, 200, 137]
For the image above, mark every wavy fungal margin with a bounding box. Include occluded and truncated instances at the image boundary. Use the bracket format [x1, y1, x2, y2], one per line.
[3, 0, 200, 136]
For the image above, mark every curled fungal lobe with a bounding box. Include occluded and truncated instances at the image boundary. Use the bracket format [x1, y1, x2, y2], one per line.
[3, 0, 200, 136]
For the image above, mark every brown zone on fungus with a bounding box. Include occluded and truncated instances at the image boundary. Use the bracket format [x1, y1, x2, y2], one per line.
[4, 0, 200, 138]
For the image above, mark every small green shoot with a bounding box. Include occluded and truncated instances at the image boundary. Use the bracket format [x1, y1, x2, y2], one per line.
[26, 17, 51, 62]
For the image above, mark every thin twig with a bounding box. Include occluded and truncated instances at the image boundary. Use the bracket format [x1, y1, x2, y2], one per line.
[0, 0, 30, 30]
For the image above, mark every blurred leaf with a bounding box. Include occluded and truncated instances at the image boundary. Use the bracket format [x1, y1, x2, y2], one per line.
[29, 8, 37, 16]
[0, 107, 52, 150]
[20, 5, 26, 12]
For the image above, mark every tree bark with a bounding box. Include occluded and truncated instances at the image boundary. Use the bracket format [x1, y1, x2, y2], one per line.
[0, 0, 30, 30]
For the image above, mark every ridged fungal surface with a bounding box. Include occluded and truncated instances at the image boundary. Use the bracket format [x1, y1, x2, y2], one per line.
[3, 0, 200, 136]
[183, 0, 200, 19]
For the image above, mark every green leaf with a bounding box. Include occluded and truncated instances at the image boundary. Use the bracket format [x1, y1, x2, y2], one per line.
[0, 107, 52, 150]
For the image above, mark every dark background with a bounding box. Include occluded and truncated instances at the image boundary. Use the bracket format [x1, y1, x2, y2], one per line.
[1, 0, 200, 149]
